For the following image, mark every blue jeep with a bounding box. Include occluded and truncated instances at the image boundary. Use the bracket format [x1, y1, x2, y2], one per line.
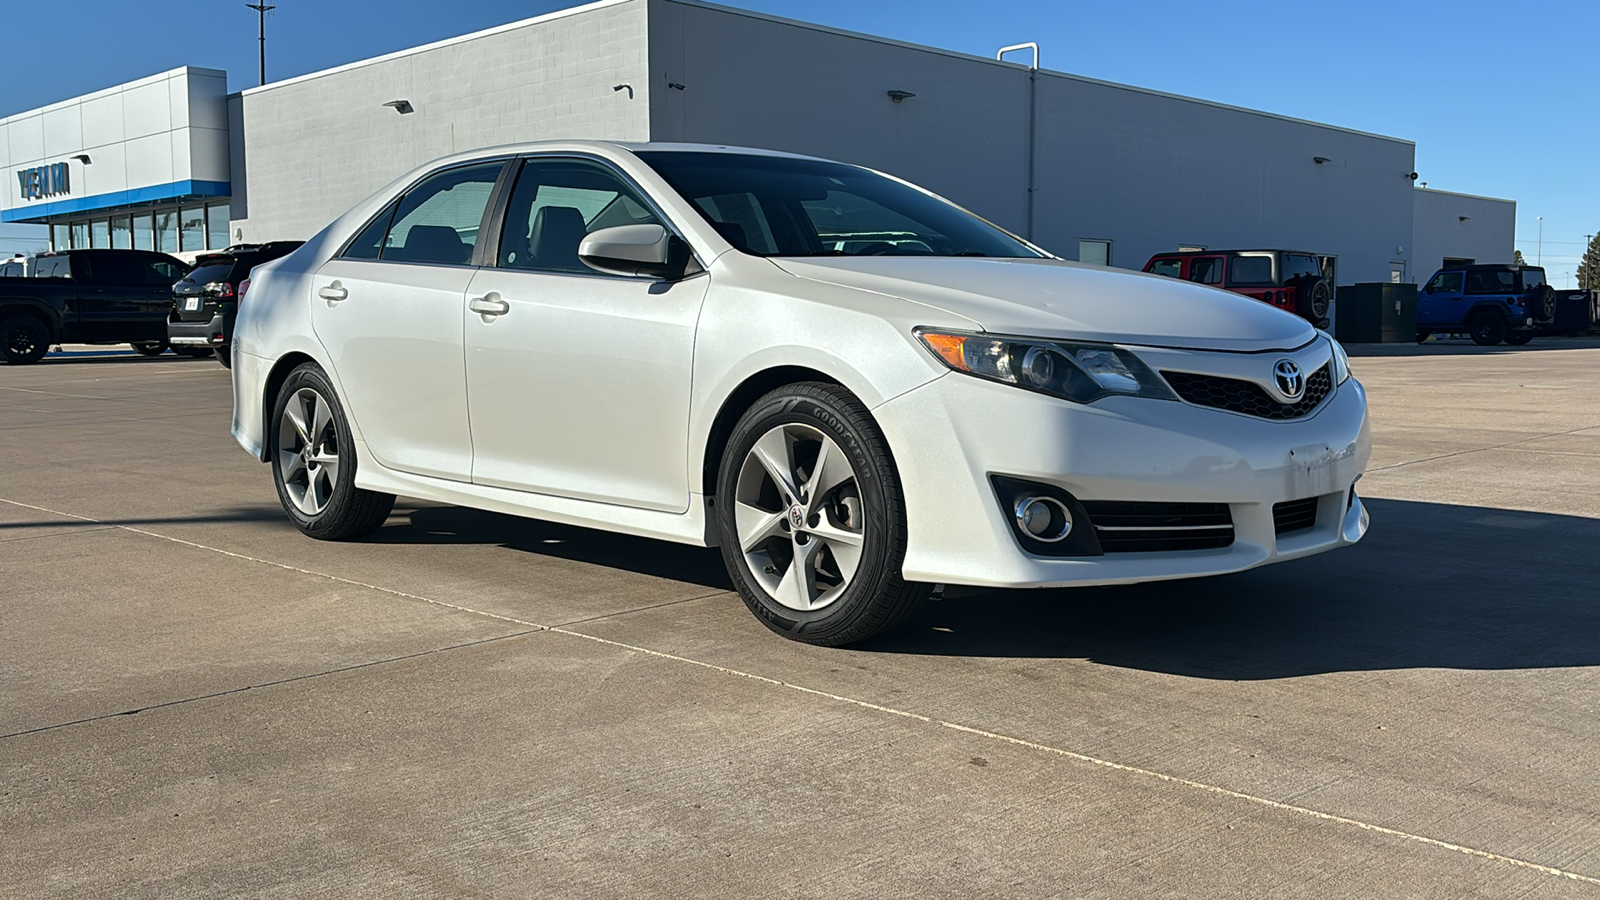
[1416, 264, 1556, 346]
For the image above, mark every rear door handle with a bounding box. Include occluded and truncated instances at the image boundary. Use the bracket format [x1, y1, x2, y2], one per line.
[469, 293, 509, 317]
[318, 282, 348, 303]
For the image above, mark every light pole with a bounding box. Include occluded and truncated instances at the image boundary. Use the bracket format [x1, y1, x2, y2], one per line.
[247, 2, 275, 87]
[996, 42, 1039, 242]
[1536, 216, 1543, 267]
[1586, 234, 1595, 290]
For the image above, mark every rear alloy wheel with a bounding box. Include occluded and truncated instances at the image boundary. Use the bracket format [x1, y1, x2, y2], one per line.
[131, 341, 168, 356]
[1468, 311, 1508, 346]
[716, 383, 928, 646]
[1, 314, 50, 364]
[270, 364, 394, 540]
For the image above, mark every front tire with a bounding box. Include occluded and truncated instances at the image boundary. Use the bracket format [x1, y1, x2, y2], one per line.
[714, 382, 929, 646]
[270, 363, 394, 540]
[1, 314, 50, 364]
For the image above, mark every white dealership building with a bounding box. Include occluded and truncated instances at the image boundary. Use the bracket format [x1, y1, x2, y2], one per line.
[1, 0, 1513, 288]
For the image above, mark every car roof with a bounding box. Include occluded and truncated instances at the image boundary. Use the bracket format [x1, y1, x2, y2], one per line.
[410, 140, 839, 171]
[1150, 249, 1320, 257]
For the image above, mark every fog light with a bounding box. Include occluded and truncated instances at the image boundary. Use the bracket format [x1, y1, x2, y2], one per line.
[1014, 496, 1073, 542]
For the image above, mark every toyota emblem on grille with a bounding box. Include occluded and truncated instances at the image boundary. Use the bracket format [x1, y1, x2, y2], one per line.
[1273, 359, 1304, 400]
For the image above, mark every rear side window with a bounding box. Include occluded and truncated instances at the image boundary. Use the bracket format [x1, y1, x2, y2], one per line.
[341, 161, 504, 265]
[146, 259, 187, 285]
[1466, 270, 1515, 293]
[1187, 257, 1223, 285]
[1282, 255, 1321, 280]
[1147, 258, 1181, 279]
[35, 256, 72, 278]
[1227, 255, 1274, 286]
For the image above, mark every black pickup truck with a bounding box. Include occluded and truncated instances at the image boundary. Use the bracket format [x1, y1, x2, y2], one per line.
[0, 249, 190, 364]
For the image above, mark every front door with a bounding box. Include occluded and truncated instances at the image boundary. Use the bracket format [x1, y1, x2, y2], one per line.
[309, 159, 508, 483]
[1418, 270, 1463, 327]
[75, 252, 180, 342]
[464, 156, 707, 513]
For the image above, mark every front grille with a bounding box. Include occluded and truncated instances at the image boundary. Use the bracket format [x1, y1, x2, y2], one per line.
[1162, 364, 1332, 420]
[1080, 501, 1234, 553]
[1273, 497, 1319, 535]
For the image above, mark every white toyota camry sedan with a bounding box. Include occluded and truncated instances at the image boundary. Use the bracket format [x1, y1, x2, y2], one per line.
[232, 141, 1370, 645]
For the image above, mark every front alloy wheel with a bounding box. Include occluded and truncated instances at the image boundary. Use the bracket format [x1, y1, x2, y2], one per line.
[715, 382, 929, 646]
[734, 423, 866, 612]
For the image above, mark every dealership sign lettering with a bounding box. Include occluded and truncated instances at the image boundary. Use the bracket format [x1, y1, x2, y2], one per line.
[17, 162, 70, 200]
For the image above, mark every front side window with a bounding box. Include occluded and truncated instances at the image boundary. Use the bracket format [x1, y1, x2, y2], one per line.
[1466, 269, 1515, 293]
[1147, 258, 1181, 279]
[1428, 272, 1464, 293]
[497, 158, 664, 274]
[638, 151, 1041, 259]
[380, 162, 503, 265]
[1187, 256, 1224, 285]
[1227, 254, 1274, 286]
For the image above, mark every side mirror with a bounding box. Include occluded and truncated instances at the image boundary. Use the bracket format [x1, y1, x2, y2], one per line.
[579, 224, 694, 280]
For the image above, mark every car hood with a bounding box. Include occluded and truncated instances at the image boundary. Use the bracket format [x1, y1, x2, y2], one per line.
[772, 256, 1316, 352]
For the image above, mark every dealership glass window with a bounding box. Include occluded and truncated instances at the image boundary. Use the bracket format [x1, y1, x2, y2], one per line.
[132, 214, 154, 251]
[1078, 240, 1110, 267]
[90, 219, 110, 248]
[179, 205, 206, 252]
[207, 202, 230, 250]
[51, 224, 68, 251]
[156, 210, 179, 254]
[71, 221, 89, 250]
[110, 216, 132, 249]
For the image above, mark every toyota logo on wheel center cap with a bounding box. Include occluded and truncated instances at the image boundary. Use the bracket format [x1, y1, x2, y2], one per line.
[789, 505, 806, 530]
[1273, 359, 1305, 400]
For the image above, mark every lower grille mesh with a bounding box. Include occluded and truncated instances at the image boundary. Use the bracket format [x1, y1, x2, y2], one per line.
[1273, 497, 1320, 535]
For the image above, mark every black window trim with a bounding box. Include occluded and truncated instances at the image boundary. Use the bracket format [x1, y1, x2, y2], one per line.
[333, 157, 517, 268]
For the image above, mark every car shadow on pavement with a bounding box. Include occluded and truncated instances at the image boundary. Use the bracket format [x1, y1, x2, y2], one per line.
[859, 498, 1600, 677]
[372, 504, 733, 591]
[0, 506, 288, 531]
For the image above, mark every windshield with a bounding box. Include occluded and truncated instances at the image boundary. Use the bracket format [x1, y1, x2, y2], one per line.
[636, 151, 1042, 259]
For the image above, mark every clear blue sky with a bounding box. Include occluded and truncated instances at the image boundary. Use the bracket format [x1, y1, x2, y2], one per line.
[2, 0, 1593, 284]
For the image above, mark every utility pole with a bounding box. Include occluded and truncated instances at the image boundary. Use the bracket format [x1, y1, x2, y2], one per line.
[1536, 216, 1543, 268]
[247, 2, 275, 87]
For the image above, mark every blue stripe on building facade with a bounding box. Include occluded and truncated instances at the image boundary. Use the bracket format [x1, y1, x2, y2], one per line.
[1, 179, 231, 223]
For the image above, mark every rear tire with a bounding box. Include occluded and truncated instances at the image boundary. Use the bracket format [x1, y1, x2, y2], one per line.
[269, 363, 395, 540]
[1468, 311, 1507, 346]
[714, 382, 929, 646]
[1295, 278, 1331, 324]
[1415, 329, 1431, 344]
[131, 341, 168, 356]
[1, 314, 51, 364]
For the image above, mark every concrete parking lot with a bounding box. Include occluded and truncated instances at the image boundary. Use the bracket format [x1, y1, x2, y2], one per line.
[4, 339, 1600, 898]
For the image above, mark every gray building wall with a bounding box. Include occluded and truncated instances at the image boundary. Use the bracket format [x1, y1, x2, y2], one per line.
[1411, 187, 1516, 279]
[232, 0, 651, 241]
[648, 0, 1419, 286]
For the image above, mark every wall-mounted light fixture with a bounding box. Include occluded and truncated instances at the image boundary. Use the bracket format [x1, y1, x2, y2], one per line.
[886, 90, 916, 103]
[1407, 172, 1419, 181]
[383, 100, 414, 115]
[612, 84, 634, 99]
[1313, 156, 1330, 165]
[666, 78, 686, 91]
[71, 153, 91, 165]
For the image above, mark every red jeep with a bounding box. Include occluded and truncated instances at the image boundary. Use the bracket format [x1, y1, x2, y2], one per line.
[1143, 250, 1332, 328]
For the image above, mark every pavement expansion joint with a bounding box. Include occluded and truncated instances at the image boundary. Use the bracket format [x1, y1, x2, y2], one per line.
[5, 494, 1598, 888]
[1366, 422, 1600, 473]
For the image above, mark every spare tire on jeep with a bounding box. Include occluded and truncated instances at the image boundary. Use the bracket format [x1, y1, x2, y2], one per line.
[1530, 284, 1556, 321]
[1290, 277, 1331, 326]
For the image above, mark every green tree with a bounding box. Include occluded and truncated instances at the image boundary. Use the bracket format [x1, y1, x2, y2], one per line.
[1513, 249, 1528, 266]
[1580, 234, 1599, 291]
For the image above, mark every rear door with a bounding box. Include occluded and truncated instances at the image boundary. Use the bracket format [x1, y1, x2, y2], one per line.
[310, 159, 508, 483]
[75, 253, 174, 342]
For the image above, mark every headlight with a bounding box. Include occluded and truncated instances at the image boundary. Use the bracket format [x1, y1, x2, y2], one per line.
[915, 329, 1175, 404]
[1325, 333, 1351, 384]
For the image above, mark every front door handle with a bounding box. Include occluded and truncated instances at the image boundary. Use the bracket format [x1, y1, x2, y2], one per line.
[318, 282, 348, 303]
[469, 293, 509, 317]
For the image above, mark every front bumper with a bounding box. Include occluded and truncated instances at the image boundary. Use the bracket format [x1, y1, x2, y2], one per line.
[875, 367, 1371, 588]
[168, 314, 226, 347]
